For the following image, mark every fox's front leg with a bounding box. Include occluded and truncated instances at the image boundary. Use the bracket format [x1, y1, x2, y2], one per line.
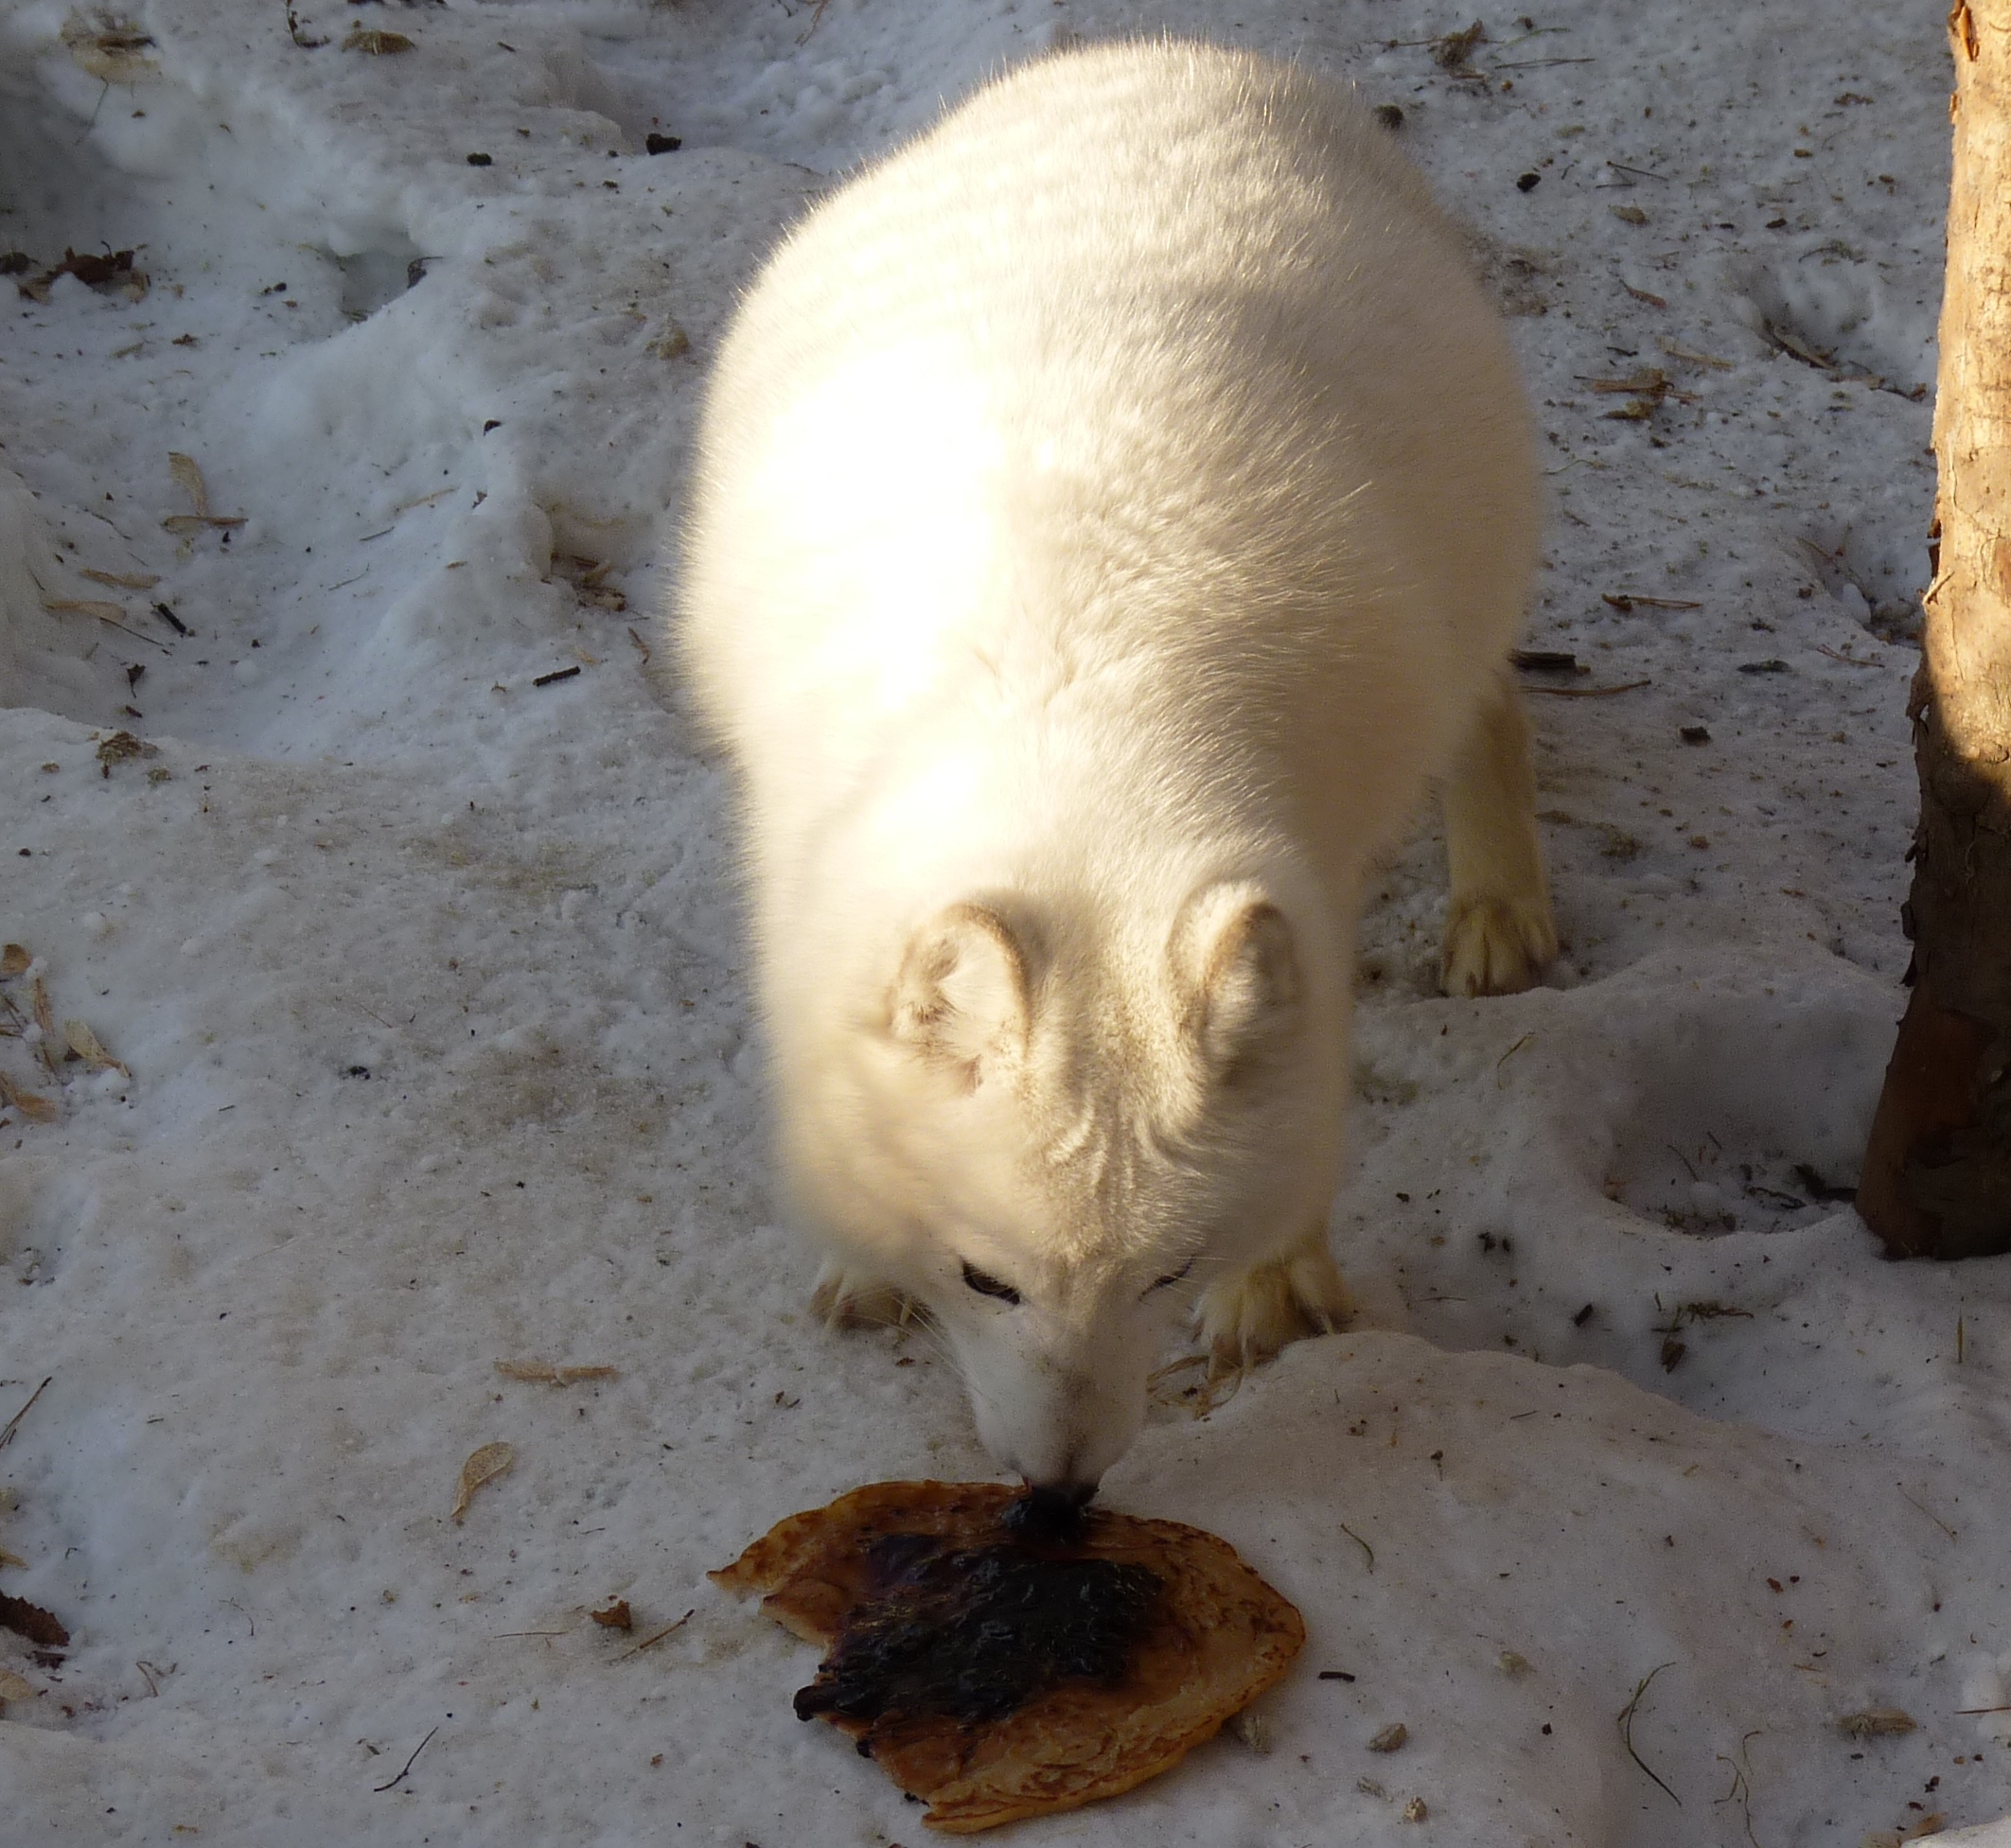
[1196, 1223, 1353, 1380]
[809, 1259, 920, 1330]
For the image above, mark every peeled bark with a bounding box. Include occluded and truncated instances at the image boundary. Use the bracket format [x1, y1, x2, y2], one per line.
[1859, 0, 2011, 1258]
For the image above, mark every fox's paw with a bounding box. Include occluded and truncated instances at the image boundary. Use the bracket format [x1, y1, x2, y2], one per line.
[1441, 891, 1557, 998]
[809, 1261, 918, 1330]
[1197, 1233, 1352, 1381]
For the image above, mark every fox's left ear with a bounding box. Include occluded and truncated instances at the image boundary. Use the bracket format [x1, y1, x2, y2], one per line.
[887, 901, 1033, 1085]
[1173, 881, 1302, 1084]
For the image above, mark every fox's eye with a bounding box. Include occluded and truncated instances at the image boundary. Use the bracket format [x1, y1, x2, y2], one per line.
[961, 1260, 1022, 1305]
[1148, 1258, 1194, 1294]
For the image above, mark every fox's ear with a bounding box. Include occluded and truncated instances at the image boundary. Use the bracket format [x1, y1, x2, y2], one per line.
[1174, 882, 1302, 1083]
[887, 902, 1033, 1083]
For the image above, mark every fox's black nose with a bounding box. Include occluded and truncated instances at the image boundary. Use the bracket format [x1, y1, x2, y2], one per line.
[1006, 1479, 1098, 1542]
[1031, 1480, 1096, 1511]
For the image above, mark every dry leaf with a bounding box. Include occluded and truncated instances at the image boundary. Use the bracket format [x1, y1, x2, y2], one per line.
[1402, 1798, 1428, 1823]
[1588, 368, 1670, 395]
[61, 18, 158, 83]
[344, 26, 414, 53]
[16, 248, 147, 303]
[168, 452, 211, 516]
[161, 513, 246, 536]
[494, 1360, 617, 1386]
[0, 946, 27, 979]
[96, 730, 160, 777]
[0, 1547, 26, 1569]
[0, 1667, 37, 1702]
[1659, 340, 1736, 371]
[62, 1020, 130, 1078]
[0, 1076, 58, 1124]
[1837, 1708, 1916, 1738]
[79, 568, 159, 590]
[591, 1598, 634, 1631]
[0, 1592, 68, 1650]
[41, 598, 127, 623]
[450, 1441, 515, 1522]
[1368, 1722, 1409, 1752]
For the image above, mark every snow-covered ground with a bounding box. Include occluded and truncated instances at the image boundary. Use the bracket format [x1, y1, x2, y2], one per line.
[2, 1, 2006, 1843]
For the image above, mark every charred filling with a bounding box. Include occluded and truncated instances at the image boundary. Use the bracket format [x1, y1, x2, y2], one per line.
[792, 1526, 1163, 1730]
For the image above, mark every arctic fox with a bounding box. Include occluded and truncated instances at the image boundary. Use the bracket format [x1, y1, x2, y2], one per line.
[675, 41, 1555, 1499]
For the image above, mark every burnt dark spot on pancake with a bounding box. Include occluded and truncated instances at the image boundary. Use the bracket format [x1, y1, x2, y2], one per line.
[792, 1528, 1161, 1730]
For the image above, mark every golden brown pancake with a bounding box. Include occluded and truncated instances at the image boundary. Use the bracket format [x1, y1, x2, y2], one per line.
[710, 1480, 1304, 1832]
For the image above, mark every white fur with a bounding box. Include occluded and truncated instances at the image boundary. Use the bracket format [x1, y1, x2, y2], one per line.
[674, 41, 1551, 1490]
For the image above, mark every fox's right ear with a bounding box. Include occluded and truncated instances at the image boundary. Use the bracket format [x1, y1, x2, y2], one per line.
[1173, 882, 1302, 1084]
[887, 902, 1032, 1087]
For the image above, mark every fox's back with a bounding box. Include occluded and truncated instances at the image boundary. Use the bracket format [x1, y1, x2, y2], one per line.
[678, 39, 1536, 915]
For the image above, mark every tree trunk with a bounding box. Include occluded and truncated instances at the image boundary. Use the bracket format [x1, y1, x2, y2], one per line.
[1858, 0, 2011, 1258]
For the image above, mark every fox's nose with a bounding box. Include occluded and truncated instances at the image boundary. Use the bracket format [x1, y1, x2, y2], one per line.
[1008, 1478, 1098, 1540]
[1026, 1479, 1096, 1512]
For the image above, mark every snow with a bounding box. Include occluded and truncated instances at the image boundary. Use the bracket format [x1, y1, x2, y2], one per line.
[0, 1, 2006, 1843]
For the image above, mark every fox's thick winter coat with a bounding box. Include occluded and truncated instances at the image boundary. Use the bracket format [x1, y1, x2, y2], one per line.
[675, 40, 1555, 1493]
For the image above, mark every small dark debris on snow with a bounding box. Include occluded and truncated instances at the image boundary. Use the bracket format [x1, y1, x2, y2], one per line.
[1516, 171, 1541, 192]
[1738, 660, 1790, 675]
[532, 665, 581, 688]
[483, 419, 502, 433]
[1660, 1336, 1686, 1372]
[1319, 1669, 1357, 1681]
[1511, 648, 1581, 674]
[152, 603, 190, 636]
[1373, 103, 1404, 131]
[1432, 21, 1487, 68]
[645, 132, 682, 154]
[1680, 725, 1711, 745]
[467, 152, 493, 167]
[1573, 1303, 1596, 1327]
[1746, 1183, 1806, 1209]
[1793, 1163, 1857, 1204]
[0, 252, 30, 275]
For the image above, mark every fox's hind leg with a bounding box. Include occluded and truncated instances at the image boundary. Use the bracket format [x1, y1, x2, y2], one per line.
[1440, 667, 1557, 997]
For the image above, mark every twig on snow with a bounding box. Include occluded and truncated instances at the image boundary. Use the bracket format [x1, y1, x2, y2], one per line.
[1618, 1662, 1682, 1805]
